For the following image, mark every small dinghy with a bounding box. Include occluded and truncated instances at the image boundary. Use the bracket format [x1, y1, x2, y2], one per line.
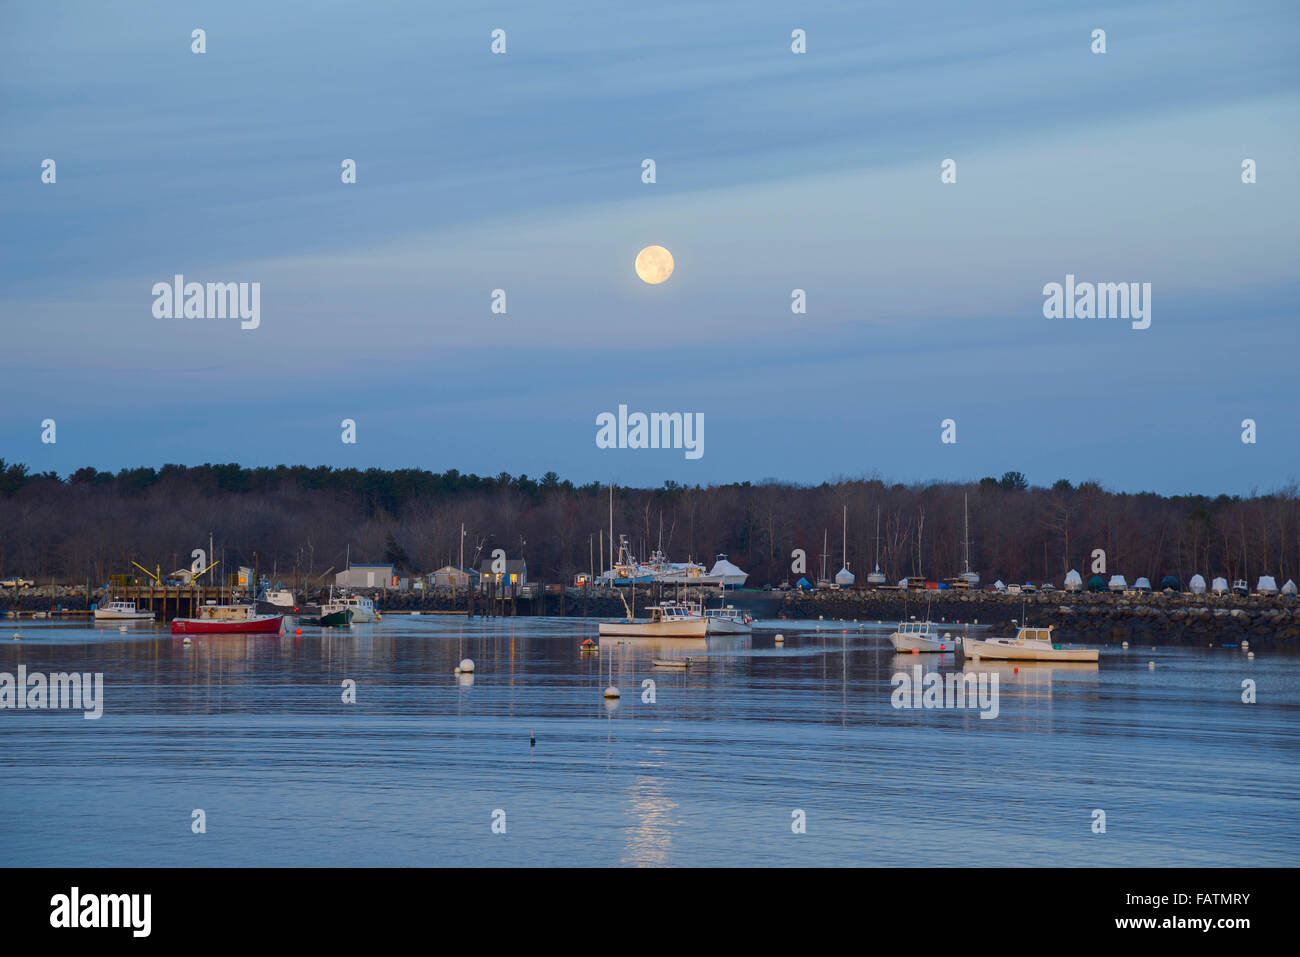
[652, 657, 692, 668]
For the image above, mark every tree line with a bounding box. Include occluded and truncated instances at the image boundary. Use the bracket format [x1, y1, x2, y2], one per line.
[0, 460, 1296, 589]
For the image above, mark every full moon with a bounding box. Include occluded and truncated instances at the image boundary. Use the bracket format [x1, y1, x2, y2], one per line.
[635, 245, 674, 285]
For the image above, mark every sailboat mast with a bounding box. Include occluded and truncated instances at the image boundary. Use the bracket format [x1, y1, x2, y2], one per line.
[842, 506, 847, 570]
[963, 493, 971, 573]
[608, 482, 614, 572]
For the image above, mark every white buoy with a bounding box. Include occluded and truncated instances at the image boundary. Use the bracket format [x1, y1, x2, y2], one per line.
[1242, 639, 1249, 649]
[1247, 651, 1255, 659]
[459, 658, 475, 673]
[1148, 661, 1155, 669]
[818, 615, 824, 620]
[182, 636, 192, 645]
[119, 625, 127, 633]
[604, 685, 620, 699]
[1122, 641, 1129, 649]
[775, 633, 785, 644]
[11, 633, 19, 640]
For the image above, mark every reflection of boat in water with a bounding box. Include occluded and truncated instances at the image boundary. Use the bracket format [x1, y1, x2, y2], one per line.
[599, 600, 708, 638]
[703, 603, 752, 635]
[888, 620, 957, 653]
[961, 625, 1098, 662]
[93, 600, 154, 621]
[171, 603, 283, 635]
[962, 659, 1099, 680]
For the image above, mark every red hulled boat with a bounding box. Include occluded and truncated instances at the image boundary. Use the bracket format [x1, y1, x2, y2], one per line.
[171, 603, 284, 635]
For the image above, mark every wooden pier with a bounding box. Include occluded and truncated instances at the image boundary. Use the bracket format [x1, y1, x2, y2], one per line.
[112, 584, 245, 621]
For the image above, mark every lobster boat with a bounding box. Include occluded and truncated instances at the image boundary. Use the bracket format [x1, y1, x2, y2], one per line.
[171, 603, 284, 635]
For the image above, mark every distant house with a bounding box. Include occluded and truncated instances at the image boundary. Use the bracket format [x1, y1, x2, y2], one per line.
[336, 563, 395, 589]
[432, 565, 479, 589]
[479, 558, 527, 592]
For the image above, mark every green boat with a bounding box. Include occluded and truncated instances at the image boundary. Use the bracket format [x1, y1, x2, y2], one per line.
[300, 605, 353, 627]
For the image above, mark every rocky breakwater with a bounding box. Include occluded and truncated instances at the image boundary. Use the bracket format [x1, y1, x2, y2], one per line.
[779, 589, 1300, 650]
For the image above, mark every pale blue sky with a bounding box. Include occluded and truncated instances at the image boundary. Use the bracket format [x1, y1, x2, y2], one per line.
[2, 0, 1297, 493]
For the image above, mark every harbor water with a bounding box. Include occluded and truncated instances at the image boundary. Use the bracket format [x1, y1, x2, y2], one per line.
[1, 616, 1296, 866]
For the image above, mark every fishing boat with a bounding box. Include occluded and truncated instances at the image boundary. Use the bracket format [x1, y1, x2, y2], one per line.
[888, 620, 958, 653]
[703, 603, 752, 635]
[598, 600, 708, 638]
[255, 587, 297, 616]
[299, 602, 353, 627]
[171, 603, 283, 635]
[93, 600, 155, 621]
[335, 592, 377, 622]
[961, 624, 1099, 662]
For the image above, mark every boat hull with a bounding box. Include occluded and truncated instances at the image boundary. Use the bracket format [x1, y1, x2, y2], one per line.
[961, 637, 1098, 662]
[93, 610, 154, 621]
[171, 614, 284, 635]
[889, 631, 958, 653]
[303, 609, 352, 627]
[598, 619, 709, 638]
[704, 618, 751, 635]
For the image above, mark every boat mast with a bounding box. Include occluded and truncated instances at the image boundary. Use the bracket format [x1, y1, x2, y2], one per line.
[608, 482, 614, 573]
[842, 506, 847, 573]
[874, 505, 882, 575]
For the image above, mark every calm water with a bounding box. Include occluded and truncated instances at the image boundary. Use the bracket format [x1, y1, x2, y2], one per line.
[0, 614, 1296, 866]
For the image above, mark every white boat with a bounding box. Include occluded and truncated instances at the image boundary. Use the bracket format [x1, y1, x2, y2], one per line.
[255, 587, 296, 615]
[708, 553, 748, 588]
[337, 592, 378, 622]
[703, 603, 752, 635]
[598, 600, 709, 638]
[888, 620, 958, 653]
[93, 600, 155, 621]
[961, 624, 1099, 662]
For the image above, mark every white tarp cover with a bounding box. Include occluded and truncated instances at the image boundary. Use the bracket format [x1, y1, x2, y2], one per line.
[1108, 575, 1127, 590]
[1064, 569, 1083, 589]
[706, 556, 748, 586]
[1282, 579, 1297, 595]
[1257, 575, 1278, 594]
[1189, 574, 1207, 594]
[834, 566, 856, 586]
[1211, 577, 1229, 593]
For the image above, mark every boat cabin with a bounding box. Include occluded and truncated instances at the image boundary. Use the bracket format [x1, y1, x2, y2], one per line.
[648, 601, 702, 623]
[895, 621, 937, 636]
[197, 604, 255, 621]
